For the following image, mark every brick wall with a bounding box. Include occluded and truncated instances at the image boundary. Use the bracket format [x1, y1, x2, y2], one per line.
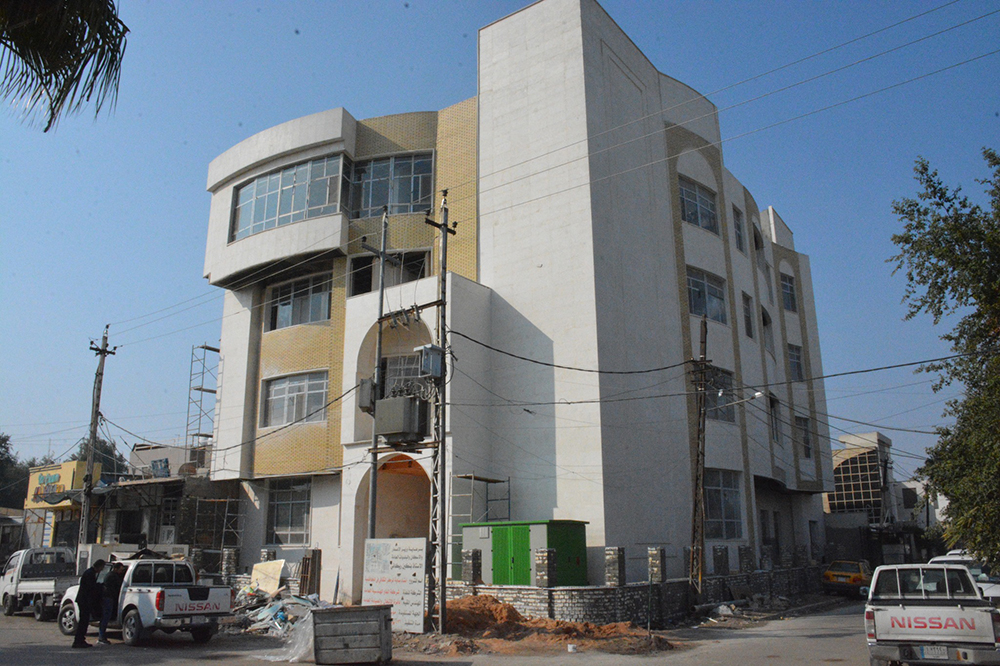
[447, 565, 822, 627]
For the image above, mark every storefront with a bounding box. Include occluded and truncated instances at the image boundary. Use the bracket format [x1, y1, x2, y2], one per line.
[23, 461, 102, 550]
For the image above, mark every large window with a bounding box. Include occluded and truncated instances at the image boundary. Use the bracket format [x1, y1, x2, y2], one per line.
[350, 154, 433, 219]
[780, 273, 798, 312]
[349, 251, 428, 297]
[705, 366, 735, 422]
[742, 293, 754, 339]
[679, 178, 718, 234]
[788, 344, 805, 381]
[733, 207, 746, 254]
[267, 479, 311, 545]
[267, 275, 331, 331]
[232, 154, 351, 241]
[381, 354, 425, 397]
[687, 267, 727, 324]
[263, 372, 328, 427]
[796, 416, 813, 459]
[705, 469, 743, 539]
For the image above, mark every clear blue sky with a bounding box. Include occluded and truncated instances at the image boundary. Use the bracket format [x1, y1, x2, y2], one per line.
[2, 0, 997, 483]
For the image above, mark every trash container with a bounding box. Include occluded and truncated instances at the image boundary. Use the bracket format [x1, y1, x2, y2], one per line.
[313, 605, 392, 665]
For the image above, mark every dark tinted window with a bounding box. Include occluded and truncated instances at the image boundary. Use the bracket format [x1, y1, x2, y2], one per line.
[131, 564, 152, 584]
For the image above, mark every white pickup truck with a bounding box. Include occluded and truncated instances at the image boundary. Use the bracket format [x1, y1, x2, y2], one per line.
[1, 547, 77, 620]
[866, 563, 1000, 665]
[58, 558, 233, 645]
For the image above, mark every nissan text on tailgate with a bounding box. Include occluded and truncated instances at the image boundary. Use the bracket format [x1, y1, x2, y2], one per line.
[866, 563, 1000, 665]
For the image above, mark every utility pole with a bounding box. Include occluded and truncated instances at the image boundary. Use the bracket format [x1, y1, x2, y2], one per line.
[688, 316, 708, 603]
[365, 206, 394, 540]
[78, 325, 115, 549]
[424, 191, 455, 634]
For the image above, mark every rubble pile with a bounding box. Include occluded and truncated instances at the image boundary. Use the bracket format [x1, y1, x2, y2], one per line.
[229, 585, 334, 636]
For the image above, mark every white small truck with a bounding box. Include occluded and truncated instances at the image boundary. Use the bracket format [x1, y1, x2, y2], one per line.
[59, 558, 233, 645]
[0, 547, 77, 620]
[866, 563, 1000, 665]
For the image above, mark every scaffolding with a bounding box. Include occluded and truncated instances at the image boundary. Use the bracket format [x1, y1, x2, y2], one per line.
[185, 344, 219, 468]
[448, 474, 510, 577]
[191, 497, 242, 574]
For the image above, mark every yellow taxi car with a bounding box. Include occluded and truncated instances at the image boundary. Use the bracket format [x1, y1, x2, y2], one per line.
[821, 560, 872, 597]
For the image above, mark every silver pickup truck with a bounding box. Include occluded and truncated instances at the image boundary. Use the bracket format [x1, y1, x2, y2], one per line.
[866, 563, 1000, 665]
[59, 558, 232, 645]
[1, 548, 78, 620]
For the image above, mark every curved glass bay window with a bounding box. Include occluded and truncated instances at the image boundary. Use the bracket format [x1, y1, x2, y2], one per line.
[230, 152, 434, 241]
[231, 154, 352, 241]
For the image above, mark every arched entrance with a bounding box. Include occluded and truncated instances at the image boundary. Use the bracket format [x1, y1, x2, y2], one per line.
[351, 453, 431, 601]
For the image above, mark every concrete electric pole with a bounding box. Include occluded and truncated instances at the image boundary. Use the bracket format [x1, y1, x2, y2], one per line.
[688, 316, 708, 602]
[78, 325, 115, 549]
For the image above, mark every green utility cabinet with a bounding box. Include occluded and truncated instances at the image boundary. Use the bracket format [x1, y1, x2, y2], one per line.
[460, 520, 588, 586]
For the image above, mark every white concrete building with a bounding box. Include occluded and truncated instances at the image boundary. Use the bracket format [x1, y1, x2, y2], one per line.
[202, 0, 834, 603]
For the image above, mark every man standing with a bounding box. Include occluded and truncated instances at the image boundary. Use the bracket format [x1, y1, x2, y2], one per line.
[72, 559, 105, 648]
[98, 562, 125, 645]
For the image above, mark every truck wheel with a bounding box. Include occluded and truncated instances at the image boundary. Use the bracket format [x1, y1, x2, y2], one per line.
[122, 609, 145, 646]
[3, 594, 19, 616]
[57, 604, 77, 636]
[191, 627, 212, 644]
[33, 599, 50, 621]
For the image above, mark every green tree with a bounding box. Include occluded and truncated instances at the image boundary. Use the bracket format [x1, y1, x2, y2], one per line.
[0, 433, 59, 509]
[0, 0, 128, 131]
[890, 147, 1000, 563]
[70, 435, 129, 478]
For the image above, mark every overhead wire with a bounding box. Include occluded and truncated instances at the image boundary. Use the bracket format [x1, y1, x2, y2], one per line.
[98, 3, 990, 345]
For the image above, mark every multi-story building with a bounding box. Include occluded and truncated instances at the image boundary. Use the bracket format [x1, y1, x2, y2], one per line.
[203, 0, 834, 603]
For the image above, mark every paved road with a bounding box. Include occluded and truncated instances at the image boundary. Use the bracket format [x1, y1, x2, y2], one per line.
[0, 601, 868, 665]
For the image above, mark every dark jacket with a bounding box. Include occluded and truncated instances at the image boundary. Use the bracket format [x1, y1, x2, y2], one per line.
[76, 566, 102, 615]
[102, 568, 124, 612]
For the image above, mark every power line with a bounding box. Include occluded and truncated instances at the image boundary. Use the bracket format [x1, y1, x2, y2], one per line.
[97, 4, 984, 343]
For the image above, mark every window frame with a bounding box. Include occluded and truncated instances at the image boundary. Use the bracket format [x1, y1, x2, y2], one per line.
[348, 250, 430, 297]
[761, 307, 775, 356]
[780, 273, 798, 312]
[742, 292, 754, 339]
[265, 274, 332, 332]
[231, 154, 351, 242]
[787, 343, 805, 382]
[795, 416, 813, 459]
[262, 371, 329, 428]
[705, 366, 736, 423]
[687, 267, 728, 324]
[768, 395, 782, 445]
[733, 206, 746, 254]
[704, 469, 743, 540]
[679, 178, 719, 234]
[266, 479, 311, 546]
[349, 153, 434, 219]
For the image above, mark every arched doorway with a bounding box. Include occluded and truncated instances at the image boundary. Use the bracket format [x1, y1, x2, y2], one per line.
[351, 453, 431, 601]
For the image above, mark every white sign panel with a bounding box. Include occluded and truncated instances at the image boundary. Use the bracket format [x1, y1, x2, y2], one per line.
[362, 538, 427, 633]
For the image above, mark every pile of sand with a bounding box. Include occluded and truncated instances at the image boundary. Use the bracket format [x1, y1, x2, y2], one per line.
[406, 595, 673, 655]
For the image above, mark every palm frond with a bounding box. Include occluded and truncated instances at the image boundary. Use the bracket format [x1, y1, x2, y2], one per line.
[0, 0, 128, 131]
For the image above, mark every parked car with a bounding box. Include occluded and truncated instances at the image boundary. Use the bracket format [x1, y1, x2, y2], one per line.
[0, 548, 77, 620]
[58, 558, 232, 645]
[821, 559, 872, 597]
[866, 563, 1000, 665]
[929, 552, 1000, 605]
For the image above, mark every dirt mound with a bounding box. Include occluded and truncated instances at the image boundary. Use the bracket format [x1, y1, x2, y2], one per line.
[405, 595, 673, 655]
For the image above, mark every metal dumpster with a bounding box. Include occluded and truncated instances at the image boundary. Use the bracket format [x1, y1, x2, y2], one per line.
[313, 605, 392, 665]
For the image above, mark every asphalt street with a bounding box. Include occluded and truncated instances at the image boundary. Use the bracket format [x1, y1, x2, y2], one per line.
[0, 600, 868, 665]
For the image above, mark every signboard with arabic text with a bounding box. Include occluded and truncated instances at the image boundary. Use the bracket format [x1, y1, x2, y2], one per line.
[362, 538, 426, 633]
